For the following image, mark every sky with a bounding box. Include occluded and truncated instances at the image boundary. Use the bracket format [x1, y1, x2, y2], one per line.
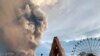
[36, 0, 100, 56]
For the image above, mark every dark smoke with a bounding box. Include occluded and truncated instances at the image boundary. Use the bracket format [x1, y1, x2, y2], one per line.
[0, 0, 47, 56]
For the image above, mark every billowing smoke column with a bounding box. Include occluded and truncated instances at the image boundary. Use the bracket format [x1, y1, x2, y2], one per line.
[0, 0, 57, 56]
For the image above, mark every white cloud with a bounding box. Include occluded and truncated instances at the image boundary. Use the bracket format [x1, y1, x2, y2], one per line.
[42, 0, 100, 41]
[31, 0, 58, 7]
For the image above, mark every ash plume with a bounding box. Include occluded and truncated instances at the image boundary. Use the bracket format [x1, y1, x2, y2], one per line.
[0, 0, 58, 56]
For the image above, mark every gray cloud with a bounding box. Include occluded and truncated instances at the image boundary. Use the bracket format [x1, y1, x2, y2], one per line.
[43, 0, 100, 41]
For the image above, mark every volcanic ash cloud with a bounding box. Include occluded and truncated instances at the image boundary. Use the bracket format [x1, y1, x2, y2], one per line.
[0, 0, 58, 56]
